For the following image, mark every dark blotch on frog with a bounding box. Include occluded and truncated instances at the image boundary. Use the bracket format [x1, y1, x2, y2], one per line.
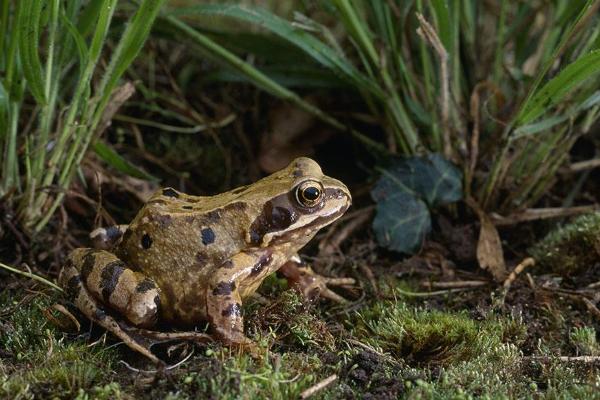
[162, 188, 179, 198]
[250, 253, 273, 276]
[201, 228, 216, 245]
[212, 281, 235, 296]
[222, 303, 242, 317]
[136, 278, 157, 293]
[141, 233, 152, 249]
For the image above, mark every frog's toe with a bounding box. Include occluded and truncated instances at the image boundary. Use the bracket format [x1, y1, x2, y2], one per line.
[279, 260, 354, 303]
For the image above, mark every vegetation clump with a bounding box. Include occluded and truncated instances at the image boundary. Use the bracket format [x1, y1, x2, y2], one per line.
[529, 212, 600, 275]
[0, 291, 120, 399]
[353, 297, 526, 366]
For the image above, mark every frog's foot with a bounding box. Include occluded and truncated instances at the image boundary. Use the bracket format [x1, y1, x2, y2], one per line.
[214, 329, 261, 357]
[132, 328, 212, 345]
[279, 258, 355, 303]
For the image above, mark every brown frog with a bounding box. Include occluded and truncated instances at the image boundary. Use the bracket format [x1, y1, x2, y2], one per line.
[59, 157, 353, 363]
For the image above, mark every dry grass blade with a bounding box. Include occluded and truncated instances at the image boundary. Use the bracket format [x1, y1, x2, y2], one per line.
[416, 13, 450, 158]
[491, 205, 599, 226]
[0, 261, 63, 292]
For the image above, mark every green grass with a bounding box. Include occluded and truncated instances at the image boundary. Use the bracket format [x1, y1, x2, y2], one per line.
[160, 0, 600, 214]
[0, 291, 120, 399]
[0, 0, 165, 233]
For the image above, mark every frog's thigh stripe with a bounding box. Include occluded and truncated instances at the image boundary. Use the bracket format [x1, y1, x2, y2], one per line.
[60, 266, 160, 364]
[63, 248, 160, 328]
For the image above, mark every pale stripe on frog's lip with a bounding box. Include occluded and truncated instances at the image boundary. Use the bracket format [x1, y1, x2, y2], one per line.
[270, 202, 350, 246]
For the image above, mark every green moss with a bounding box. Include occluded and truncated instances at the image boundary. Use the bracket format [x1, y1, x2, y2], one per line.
[150, 349, 327, 400]
[570, 327, 599, 357]
[354, 299, 503, 365]
[529, 212, 600, 275]
[0, 291, 120, 399]
[247, 290, 336, 351]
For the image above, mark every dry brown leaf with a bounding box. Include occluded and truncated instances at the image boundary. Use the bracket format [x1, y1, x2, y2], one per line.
[467, 198, 507, 282]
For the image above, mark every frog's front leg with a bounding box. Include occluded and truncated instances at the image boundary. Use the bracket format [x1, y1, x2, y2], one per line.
[206, 251, 273, 347]
[279, 254, 355, 303]
[90, 224, 129, 250]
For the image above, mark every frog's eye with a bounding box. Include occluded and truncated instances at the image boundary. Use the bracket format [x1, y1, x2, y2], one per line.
[295, 181, 324, 207]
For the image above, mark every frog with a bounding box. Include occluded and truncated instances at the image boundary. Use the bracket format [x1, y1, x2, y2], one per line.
[59, 157, 353, 363]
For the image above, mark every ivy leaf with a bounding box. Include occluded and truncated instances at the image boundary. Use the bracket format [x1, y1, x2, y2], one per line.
[371, 153, 462, 254]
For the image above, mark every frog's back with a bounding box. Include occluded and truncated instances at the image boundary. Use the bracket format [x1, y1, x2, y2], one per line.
[115, 188, 252, 322]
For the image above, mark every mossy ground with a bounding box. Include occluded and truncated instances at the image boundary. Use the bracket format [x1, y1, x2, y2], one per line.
[2, 266, 599, 399]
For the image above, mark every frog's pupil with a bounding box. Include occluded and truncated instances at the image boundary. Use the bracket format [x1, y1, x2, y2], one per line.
[303, 187, 320, 201]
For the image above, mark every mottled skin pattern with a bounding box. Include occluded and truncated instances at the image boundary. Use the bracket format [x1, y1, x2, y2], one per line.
[59, 158, 352, 363]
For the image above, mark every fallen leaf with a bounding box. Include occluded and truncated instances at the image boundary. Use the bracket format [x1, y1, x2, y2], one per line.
[468, 198, 507, 282]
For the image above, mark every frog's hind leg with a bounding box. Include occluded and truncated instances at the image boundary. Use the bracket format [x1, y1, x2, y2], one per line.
[61, 249, 212, 363]
[59, 259, 161, 364]
[63, 248, 160, 327]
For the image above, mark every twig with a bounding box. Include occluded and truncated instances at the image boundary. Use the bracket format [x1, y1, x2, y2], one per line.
[0, 262, 63, 292]
[586, 281, 600, 289]
[582, 298, 600, 321]
[468, 84, 481, 193]
[119, 347, 195, 374]
[526, 355, 600, 363]
[569, 158, 600, 172]
[503, 258, 535, 290]
[395, 287, 477, 297]
[491, 205, 599, 226]
[319, 208, 373, 256]
[525, 273, 537, 291]
[300, 374, 338, 399]
[423, 280, 489, 289]
[346, 339, 387, 357]
[359, 264, 378, 293]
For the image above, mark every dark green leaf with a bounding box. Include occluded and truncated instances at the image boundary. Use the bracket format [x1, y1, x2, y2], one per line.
[372, 189, 431, 254]
[371, 154, 463, 254]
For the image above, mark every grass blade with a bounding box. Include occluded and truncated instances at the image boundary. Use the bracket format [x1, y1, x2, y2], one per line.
[516, 50, 600, 125]
[93, 141, 158, 181]
[161, 15, 386, 155]
[166, 4, 381, 98]
[95, 0, 167, 111]
[16, 0, 46, 104]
